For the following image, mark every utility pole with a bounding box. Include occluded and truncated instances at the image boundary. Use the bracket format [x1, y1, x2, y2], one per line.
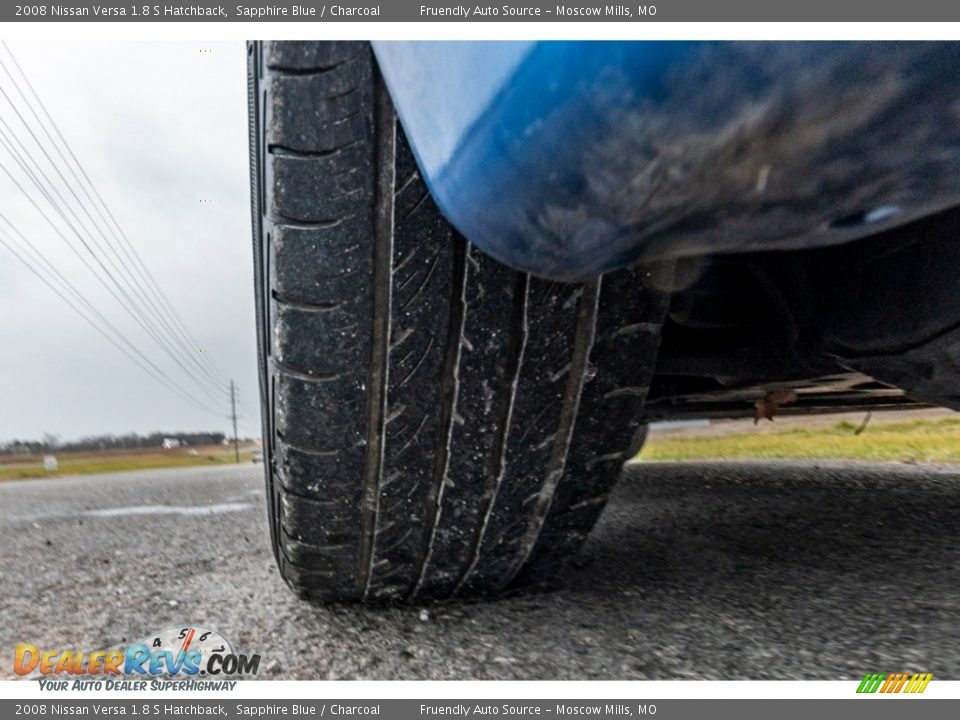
[230, 380, 239, 463]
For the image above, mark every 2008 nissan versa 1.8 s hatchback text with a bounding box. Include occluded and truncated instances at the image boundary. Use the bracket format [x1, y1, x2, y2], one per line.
[247, 40, 960, 603]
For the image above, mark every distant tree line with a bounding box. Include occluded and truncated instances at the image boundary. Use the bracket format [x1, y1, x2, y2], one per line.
[1, 431, 228, 454]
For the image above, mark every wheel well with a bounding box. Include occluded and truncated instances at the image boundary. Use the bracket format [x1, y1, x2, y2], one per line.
[644, 204, 960, 421]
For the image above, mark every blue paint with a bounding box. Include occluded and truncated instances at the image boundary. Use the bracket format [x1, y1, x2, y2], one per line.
[373, 42, 960, 279]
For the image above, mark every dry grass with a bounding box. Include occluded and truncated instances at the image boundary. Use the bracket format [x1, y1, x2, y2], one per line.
[637, 417, 960, 464]
[0, 444, 257, 481]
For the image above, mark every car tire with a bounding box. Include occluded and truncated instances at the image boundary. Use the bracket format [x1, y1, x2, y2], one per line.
[248, 40, 672, 602]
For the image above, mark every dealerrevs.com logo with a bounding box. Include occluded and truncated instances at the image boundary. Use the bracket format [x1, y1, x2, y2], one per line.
[15, 626, 260, 690]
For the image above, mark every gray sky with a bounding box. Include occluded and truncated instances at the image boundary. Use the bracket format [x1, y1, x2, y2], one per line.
[0, 41, 259, 441]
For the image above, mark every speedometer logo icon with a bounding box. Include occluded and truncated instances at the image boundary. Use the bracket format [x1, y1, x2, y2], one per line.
[135, 626, 234, 675]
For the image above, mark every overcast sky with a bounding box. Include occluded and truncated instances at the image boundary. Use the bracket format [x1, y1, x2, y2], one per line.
[0, 42, 259, 441]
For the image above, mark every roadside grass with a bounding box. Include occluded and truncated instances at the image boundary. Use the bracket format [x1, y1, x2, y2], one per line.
[9, 417, 958, 479]
[637, 417, 960, 464]
[0, 445, 257, 481]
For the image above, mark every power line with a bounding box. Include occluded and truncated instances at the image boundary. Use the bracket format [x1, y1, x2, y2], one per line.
[0, 146, 229, 412]
[0, 42, 251, 423]
[0, 222, 225, 416]
[0, 86, 231, 395]
[0, 42, 237, 396]
[0, 124, 229, 409]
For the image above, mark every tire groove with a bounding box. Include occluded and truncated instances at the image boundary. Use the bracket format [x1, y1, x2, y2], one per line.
[271, 293, 344, 313]
[268, 139, 361, 159]
[411, 236, 469, 598]
[267, 214, 352, 230]
[510, 263, 675, 588]
[454, 272, 530, 595]
[357, 66, 396, 601]
[267, 58, 361, 76]
[499, 278, 601, 590]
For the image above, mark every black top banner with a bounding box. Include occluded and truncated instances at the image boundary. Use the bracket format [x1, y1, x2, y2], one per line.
[5, 1, 960, 22]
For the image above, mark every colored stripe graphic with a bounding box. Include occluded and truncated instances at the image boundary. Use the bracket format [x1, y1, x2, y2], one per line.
[857, 673, 885, 693]
[905, 673, 933, 693]
[857, 672, 932, 693]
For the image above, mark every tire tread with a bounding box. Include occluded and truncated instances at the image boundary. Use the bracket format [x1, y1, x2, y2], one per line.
[250, 41, 672, 602]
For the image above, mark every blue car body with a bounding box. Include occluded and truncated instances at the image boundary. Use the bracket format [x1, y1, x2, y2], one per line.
[372, 41, 960, 279]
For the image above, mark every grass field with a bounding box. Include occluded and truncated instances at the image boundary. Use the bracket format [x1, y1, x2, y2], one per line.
[0, 444, 258, 481]
[6, 413, 958, 481]
[637, 416, 960, 464]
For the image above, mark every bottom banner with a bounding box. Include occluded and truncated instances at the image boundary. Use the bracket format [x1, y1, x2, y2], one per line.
[2, 699, 957, 720]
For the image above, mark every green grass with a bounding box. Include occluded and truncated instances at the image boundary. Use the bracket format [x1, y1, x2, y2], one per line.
[0, 446, 256, 481]
[8, 417, 957, 480]
[637, 417, 960, 464]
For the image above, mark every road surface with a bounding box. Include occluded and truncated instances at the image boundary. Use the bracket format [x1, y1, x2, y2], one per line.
[1, 460, 958, 679]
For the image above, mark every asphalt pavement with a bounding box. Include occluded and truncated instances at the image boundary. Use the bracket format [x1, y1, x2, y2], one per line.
[1, 460, 958, 679]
